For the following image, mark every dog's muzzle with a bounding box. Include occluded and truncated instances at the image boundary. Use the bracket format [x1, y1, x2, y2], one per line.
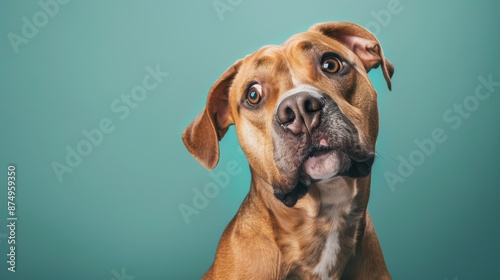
[271, 90, 375, 207]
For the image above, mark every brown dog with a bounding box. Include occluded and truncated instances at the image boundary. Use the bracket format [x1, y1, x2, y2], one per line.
[183, 22, 394, 280]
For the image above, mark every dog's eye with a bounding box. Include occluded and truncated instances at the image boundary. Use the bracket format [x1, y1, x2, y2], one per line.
[246, 84, 262, 105]
[321, 56, 342, 74]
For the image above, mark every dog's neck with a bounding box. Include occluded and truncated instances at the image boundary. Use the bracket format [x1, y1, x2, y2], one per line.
[249, 175, 371, 279]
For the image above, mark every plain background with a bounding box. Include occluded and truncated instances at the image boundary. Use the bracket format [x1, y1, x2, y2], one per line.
[1, 0, 499, 279]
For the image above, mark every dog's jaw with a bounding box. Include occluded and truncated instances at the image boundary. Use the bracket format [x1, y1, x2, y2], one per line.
[270, 91, 375, 206]
[302, 150, 342, 180]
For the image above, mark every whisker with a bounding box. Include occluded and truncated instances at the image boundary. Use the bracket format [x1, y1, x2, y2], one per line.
[375, 150, 398, 166]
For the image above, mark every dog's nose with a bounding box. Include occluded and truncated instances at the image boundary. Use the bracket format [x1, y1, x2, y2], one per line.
[276, 92, 324, 135]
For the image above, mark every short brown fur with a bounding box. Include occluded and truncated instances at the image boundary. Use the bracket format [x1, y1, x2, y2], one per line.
[183, 22, 393, 279]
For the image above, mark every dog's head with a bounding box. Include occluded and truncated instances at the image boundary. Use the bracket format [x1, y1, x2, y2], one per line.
[183, 22, 393, 205]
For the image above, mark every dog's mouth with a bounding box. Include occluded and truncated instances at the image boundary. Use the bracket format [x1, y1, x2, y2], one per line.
[307, 145, 334, 158]
[273, 144, 336, 208]
[301, 145, 339, 180]
[273, 140, 375, 208]
[300, 143, 375, 183]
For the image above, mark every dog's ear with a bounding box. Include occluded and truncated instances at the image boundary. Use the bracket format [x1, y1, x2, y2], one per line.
[310, 22, 394, 90]
[182, 61, 241, 170]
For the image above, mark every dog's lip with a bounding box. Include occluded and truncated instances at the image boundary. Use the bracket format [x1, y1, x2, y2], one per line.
[297, 144, 337, 184]
[275, 147, 375, 207]
[303, 136, 333, 158]
[298, 142, 376, 182]
[306, 145, 335, 159]
[345, 154, 375, 177]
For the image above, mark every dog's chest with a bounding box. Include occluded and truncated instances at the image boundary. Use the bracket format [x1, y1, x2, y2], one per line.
[311, 228, 341, 279]
[300, 178, 359, 279]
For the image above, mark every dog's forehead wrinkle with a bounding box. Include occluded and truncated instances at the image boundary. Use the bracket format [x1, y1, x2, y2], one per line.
[286, 32, 341, 52]
[253, 55, 288, 73]
[279, 48, 300, 87]
[299, 40, 314, 51]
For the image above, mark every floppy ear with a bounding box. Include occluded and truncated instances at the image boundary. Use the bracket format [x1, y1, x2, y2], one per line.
[182, 61, 241, 170]
[309, 22, 394, 90]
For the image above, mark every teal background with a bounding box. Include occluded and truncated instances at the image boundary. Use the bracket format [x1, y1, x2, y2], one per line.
[1, 0, 499, 279]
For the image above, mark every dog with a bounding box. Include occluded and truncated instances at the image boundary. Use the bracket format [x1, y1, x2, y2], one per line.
[182, 21, 394, 280]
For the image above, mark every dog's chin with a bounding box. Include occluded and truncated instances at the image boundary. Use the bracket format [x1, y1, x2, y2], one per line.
[298, 148, 375, 186]
[301, 150, 342, 181]
[273, 146, 375, 208]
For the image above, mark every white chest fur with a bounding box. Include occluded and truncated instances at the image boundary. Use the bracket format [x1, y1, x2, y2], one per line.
[313, 230, 341, 279]
[311, 177, 357, 279]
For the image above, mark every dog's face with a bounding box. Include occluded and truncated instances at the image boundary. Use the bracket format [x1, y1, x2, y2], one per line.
[183, 22, 393, 205]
